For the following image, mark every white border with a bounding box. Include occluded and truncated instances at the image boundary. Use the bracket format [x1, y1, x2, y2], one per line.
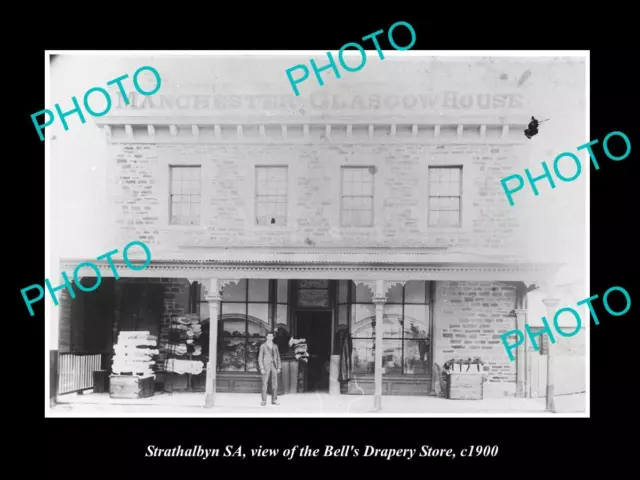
[44, 50, 590, 418]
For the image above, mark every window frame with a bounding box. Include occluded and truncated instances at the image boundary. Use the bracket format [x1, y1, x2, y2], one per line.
[420, 157, 474, 233]
[340, 166, 376, 228]
[168, 165, 203, 226]
[157, 160, 209, 231]
[254, 165, 290, 227]
[348, 281, 432, 376]
[245, 160, 296, 232]
[196, 280, 289, 373]
[426, 165, 463, 229]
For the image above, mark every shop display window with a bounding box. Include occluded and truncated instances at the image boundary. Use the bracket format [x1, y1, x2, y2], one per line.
[352, 339, 375, 374]
[196, 279, 289, 373]
[277, 279, 289, 303]
[348, 280, 431, 375]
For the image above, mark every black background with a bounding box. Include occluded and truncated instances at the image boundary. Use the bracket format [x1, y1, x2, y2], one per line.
[11, 11, 638, 475]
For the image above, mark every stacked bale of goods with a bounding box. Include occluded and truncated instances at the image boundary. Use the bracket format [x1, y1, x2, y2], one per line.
[110, 331, 159, 399]
[289, 337, 310, 393]
[289, 337, 309, 363]
[164, 315, 205, 391]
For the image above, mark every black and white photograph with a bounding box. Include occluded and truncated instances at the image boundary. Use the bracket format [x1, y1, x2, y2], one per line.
[43, 51, 588, 417]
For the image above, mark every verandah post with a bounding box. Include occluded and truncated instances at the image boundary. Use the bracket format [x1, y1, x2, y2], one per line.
[372, 280, 386, 411]
[541, 298, 560, 413]
[204, 279, 222, 408]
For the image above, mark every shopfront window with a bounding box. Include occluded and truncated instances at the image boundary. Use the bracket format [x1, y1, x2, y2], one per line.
[196, 280, 289, 373]
[348, 281, 431, 375]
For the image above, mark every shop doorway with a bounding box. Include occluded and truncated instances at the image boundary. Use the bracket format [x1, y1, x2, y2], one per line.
[296, 311, 332, 392]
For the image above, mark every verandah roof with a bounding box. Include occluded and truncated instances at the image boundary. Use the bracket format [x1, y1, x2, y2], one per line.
[59, 247, 561, 286]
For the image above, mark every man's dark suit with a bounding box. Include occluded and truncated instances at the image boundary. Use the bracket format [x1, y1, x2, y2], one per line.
[258, 341, 281, 403]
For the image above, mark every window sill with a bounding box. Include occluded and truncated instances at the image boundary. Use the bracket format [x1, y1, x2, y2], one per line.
[425, 225, 470, 233]
[339, 225, 375, 232]
[248, 224, 293, 231]
[166, 224, 207, 230]
[350, 373, 431, 379]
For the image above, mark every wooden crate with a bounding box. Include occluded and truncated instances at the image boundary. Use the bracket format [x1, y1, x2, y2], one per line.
[93, 370, 110, 393]
[446, 372, 484, 400]
[109, 375, 155, 399]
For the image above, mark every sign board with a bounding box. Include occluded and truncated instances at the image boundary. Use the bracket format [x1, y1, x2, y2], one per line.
[111, 89, 528, 116]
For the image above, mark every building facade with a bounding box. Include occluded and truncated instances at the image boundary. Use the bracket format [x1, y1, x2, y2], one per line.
[49, 54, 586, 408]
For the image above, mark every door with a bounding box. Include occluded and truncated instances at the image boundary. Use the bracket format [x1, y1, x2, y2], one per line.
[119, 283, 164, 337]
[296, 311, 332, 392]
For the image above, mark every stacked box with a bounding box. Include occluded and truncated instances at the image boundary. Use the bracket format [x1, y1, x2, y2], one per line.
[109, 375, 155, 399]
[446, 372, 484, 400]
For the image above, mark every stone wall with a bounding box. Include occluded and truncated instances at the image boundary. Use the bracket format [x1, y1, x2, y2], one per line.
[110, 142, 526, 253]
[433, 281, 518, 397]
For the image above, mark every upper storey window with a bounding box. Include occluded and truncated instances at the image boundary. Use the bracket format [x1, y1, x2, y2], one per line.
[427, 166, 462, 228]
[341, 166, 374, 227]
[169, 165, 201, 226]
[255, 166, 288, 226]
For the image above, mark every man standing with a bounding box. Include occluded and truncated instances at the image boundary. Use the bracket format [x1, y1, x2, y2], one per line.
[259, 332, 281, 406]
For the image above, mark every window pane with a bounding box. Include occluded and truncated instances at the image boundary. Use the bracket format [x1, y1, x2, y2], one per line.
[247, 303, 270, 337]
[342, 167, 375, 228]
[429, 210, 440, 226]
[338, 280, 349, 304]
[248, 279, 269, 302]
[450, 210, 461, 227]
[352, 210, 372, 227]
[383, 305, 403, 337]
[338, 304, 349, 326]
[404, 281, 426, 304]
[355, 283, 373, 303]
[170, 167, 201, 225]
[221, 303, 246, 336]
[220, 338, 245, 372]
[246, 338, 263, 372]
[448, 180, 461, 196]
[352, 339, 375, 374]
[198, 301, 209, 322]
[342, 196, 356, 209]
[256, 167, 288, 226]
[222, 280, 247, 301]
[343, 181, 355, 196]
[382, 340, 402, 374]
[276, 304, 288, 327]
[277, 280, 289, 303]
[404, 339, 430, 374]
[404, 305, 429, 338]
[351, 304, 375, 337]
[298, 289, 330, 308]
[386, 284, 403, 304]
